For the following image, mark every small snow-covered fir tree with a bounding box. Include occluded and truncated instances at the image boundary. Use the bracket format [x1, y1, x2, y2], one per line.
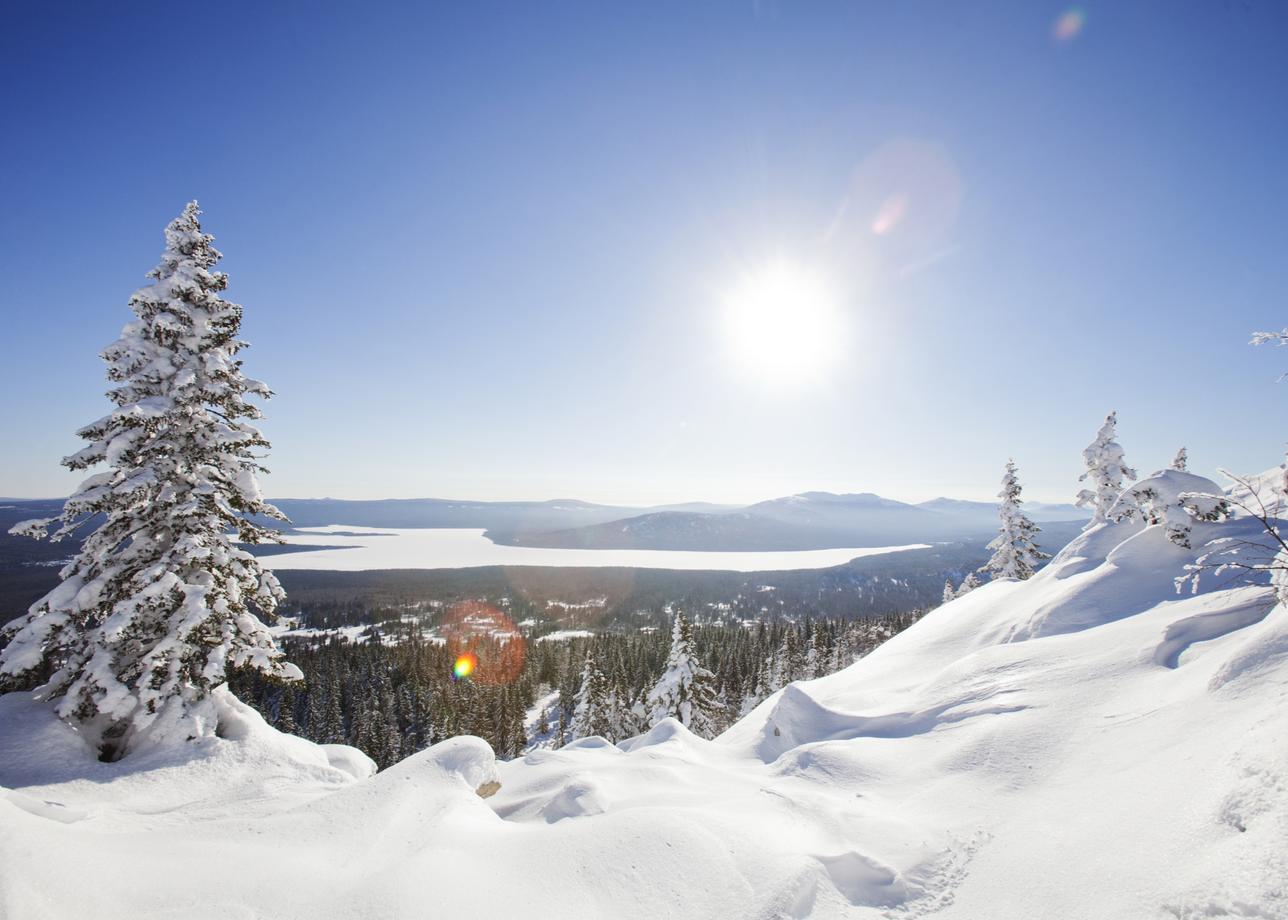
[645, 612, 722, 738]
[739, 675, 762, 718]
[571, 650, 612, 740]
[322, 678, 346, 744]
[277, 686, 299, 735]
[0, 202, 297, 759]
[955, 571, 983, 597]
[983, 460, 1049, 581]
[628, 694, 650, 738]
[762, 650, 783, 694]
[305, 685, 326, 741]
[604, 677, 631, 742]
[804, 630, 822, 679]
[1075, 411, 1137, 523]
[1172, 447, 1188, 472]
[739, 653, 775, 717]
[942, 580, 955, 605]
[773, 631, 805, 686]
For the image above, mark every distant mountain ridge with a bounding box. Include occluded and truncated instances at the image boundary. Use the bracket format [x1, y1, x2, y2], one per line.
[490, 491, 1091, 552]
[917, 497, 1091, 525]
[263, 497, 742, 535]
[0, 492, 1091, 556]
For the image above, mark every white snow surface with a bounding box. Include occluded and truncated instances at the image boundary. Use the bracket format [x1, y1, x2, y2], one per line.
[260, 525, 930, 572]
[535, 629, 596, 642]
[3, 517, 1287, 918]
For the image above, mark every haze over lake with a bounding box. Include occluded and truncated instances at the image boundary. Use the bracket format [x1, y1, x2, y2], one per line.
[261, 526, 930, 572]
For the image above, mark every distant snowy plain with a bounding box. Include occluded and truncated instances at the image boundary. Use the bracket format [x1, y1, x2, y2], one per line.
[260, 525, 930, 572]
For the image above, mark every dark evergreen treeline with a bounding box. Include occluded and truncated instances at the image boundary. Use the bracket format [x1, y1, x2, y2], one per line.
[230, 633, 534, 768]
[229, 610, 925, 770]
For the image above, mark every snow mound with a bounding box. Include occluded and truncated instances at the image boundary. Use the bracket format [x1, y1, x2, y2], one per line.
[749, 681, 1031, 764]
[541, 776, 609, 821]
[2, 514, 1287, 918]
[320, 743, 378, 781]
[404, 734, 501, 796]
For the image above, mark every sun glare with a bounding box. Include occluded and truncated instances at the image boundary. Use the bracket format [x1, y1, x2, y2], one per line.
[721, 259, 843, 387]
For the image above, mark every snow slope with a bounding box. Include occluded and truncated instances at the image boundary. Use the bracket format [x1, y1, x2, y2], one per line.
[2, 514, 1286, 918]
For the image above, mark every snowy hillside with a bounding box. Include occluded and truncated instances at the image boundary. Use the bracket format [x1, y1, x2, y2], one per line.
[2, 504, 1286, 918]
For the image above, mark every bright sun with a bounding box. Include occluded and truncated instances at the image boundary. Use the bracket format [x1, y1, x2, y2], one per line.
[721, 259, 843, 387]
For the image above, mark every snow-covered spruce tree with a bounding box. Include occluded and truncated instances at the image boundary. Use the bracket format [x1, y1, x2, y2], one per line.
[0, 201, 298, 759]
[1172, 447, 1188, 472]
[571, 650, 612, 740]
[983, 460, 1049, 581]
[1071, 409, 1133, 523]
[942, 580, 955, 605]
[773, 630, 806, 686]
[804, 630, 822, 680]
[604, 677, 630, 742]
[739, 654, 774, 717]
[955, 571, 983, 597]
[322, 678, 347, 744]
[646, 612, 722, 738]
[277, 685, 299, 735]
[1075, 411, 1137, 524]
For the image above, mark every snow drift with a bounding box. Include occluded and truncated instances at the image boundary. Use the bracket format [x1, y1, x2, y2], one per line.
[2, 511, 1286, 918]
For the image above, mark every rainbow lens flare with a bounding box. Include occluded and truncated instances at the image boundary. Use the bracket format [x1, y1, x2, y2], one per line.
[453, 652, 478, 680]
[1052, 8, 1086, 43]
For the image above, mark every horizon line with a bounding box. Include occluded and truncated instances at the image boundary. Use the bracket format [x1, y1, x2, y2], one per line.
[0, 490, 1088, 509]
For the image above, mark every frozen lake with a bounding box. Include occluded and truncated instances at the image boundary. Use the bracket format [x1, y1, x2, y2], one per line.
[260, 526, 929, 573]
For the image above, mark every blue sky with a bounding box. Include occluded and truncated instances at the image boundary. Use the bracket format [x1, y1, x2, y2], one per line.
[2, 2, 1286, 505]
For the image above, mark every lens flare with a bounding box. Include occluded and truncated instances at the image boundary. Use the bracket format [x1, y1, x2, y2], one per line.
[453, 652, 478, 680]
[1052, 8, 1085, 42]
[871, 194, 907, 236]
[439, 601, 527, 686]
[844, 139, 963, 255]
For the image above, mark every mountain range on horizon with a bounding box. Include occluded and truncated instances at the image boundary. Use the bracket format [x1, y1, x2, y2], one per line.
[0, 490, 1092, 555]
[478, 491, 1091, 552]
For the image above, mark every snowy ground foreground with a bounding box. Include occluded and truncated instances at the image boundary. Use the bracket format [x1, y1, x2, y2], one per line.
[261, 525, 930, 571]
[3, 516, 1287, 919]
